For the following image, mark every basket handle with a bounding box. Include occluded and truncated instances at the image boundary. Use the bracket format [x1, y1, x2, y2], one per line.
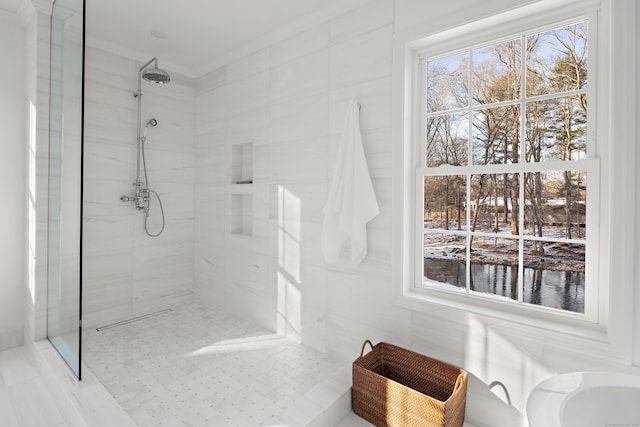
[360, 340, 374, 357]
[452, 372, 466, 393]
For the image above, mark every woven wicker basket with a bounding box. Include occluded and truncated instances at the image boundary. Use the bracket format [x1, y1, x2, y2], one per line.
[352, 340, 467, 427]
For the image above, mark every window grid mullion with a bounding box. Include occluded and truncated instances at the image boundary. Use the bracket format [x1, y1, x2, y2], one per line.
[420, 56, 428, 287]
[517, 33, 527, 303]
[466, 47, 473, 294]
[425, 89, 587, 120]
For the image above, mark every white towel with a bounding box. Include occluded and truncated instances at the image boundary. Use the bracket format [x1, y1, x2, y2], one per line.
[322, 100, 379, 265]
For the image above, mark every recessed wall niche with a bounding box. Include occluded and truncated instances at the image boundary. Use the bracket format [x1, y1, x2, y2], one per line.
[230, 193, 253, 236]
[231, 142, 253, 184]
[230, 142, 254, 236]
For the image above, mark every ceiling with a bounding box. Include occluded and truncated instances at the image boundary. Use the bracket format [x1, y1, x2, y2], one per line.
[84, 0, 369, 78]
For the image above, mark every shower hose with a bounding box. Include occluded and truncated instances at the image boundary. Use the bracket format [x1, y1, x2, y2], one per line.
[141, 136, 166, 237]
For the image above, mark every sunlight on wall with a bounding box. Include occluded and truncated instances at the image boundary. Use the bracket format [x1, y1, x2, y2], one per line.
[27, 100, 37, 305]
[277, 185, 302, 341]
[464, 316, 554, 413]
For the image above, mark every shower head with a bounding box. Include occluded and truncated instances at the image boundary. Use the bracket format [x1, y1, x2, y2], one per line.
[139, 57, 171, 84]
[146, 118, 158, 127]
[142, 65, 171, 84]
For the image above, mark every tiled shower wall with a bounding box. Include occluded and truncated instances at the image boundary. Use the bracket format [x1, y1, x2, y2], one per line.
[82, 46, 195, 328]
[194, 0, 400, 355]
[189, 1, 557, 414]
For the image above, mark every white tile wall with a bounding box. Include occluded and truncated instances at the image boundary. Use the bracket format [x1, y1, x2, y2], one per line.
[194, 0, 398, 357]
[0, 10, 27, 351]
[26, 0, 56, 346]
[189, 2, 553, 422]
[82, 46, 195, 329]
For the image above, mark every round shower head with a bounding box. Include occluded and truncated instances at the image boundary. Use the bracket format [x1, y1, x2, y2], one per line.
[142, 65, 171, 84]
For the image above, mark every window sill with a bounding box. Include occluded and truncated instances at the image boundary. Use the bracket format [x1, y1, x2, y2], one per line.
[394, 285, 609, 345]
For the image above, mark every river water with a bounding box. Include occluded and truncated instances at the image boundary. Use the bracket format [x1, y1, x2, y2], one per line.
[423, 258, 585, 313]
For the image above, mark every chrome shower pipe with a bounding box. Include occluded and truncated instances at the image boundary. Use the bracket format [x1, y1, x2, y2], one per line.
[121, 57, 169, 237]
[133, 57, 158, 186]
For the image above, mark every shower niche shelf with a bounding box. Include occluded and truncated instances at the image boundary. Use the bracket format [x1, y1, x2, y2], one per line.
[231, 142, 253, 185]
[230, 142, 253, 237]
[230, 193, 253, 236]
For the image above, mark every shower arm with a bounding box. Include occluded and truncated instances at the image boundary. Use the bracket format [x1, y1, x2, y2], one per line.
[134, 57, 158, 186]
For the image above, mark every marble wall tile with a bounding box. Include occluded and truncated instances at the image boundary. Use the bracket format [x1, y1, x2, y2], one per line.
[83, 101, 136, 145]
[194, 187, 227, 214]
[300, 306, 327, 352]
[394, 0, 536, 34]
[194, 224, 227, 254]
[26, 5, 56, 343]
[82, 214, 133, 254]
[83, 141, 134, 182]
[325, 312, 410, 361]
[84, 168, 135, 209]
[195, 66, 226, 93]
[227, 48, 270, 82]
[270, 137, 329, 184]
[195, 117, 227, 139]
[270, 50, 329, 106]
[227, 71, 270, 116]
[329, 0, 394, 45]
[195, 86, 227, 125]
[194, 241, 228, 277]
[269, 94, 330, 142]
[83, 285, 134, 329]
[195, 142, 228, 185]
[227, 107, 270, 146]
[234, 285, 278, 331]
[253, 145, 275, 186]
[142, 180, 193, 220]
[251, 189, 271, 224]
[83, 46, 195, 328]
[226, 245, 274, 288]
[298, 264, 328, 313]
[328, 77, 392, 134]
[298, 222, 326, 271]
[409, 311, 469, 368]
[191, 2, 402, 348]
[83, 248, 134, 283]
[329, 25, 393, 90]
[137, 150, 194, 185]
[132, 218, 193, 250]
[270, 23, 330, 69]
[276, 183, 328, 227]
[357, 128, 392, 179]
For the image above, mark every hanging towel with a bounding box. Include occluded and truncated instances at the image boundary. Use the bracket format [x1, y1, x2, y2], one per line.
[322, 100, 379, 265]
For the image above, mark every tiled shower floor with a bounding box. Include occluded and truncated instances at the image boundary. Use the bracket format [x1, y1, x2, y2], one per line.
[83, 301, 349, 426]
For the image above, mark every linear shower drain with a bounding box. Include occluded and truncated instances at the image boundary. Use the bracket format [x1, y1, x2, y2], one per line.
[95, 308, 173, 331]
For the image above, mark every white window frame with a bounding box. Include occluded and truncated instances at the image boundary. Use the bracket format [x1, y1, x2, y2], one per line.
[391, 0, 633, 346]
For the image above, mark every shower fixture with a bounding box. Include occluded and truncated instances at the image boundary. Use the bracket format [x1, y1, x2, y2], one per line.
[120, 57, 170, 237]
[142, 64, 171, 84]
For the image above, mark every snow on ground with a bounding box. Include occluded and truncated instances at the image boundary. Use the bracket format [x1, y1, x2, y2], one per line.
[423, 221, 585, 272]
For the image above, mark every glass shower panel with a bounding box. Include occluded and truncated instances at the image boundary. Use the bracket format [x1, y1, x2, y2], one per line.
[47, 0, 84, 379]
